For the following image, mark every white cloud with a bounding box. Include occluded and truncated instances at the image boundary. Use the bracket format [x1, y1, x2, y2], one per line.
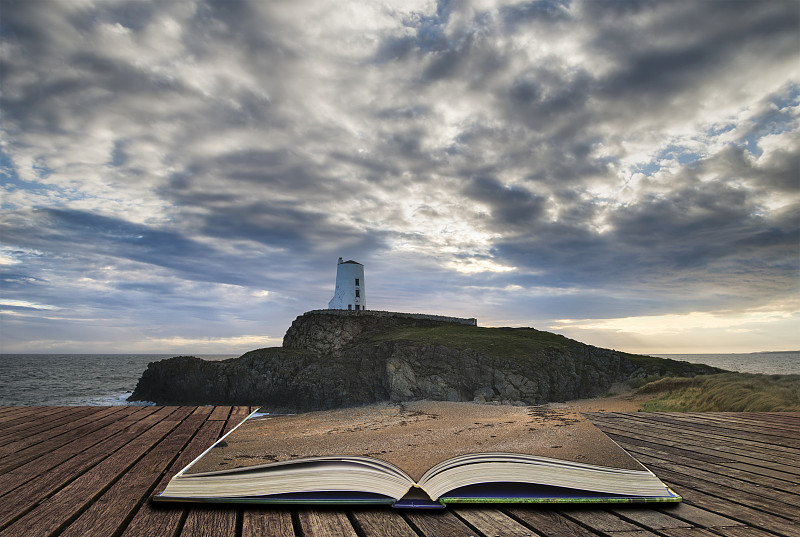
[551, 310, 795, 336]
[145, 334, 282, 349]
[0, 299, 60, 310]
[446, 257, 516, 274]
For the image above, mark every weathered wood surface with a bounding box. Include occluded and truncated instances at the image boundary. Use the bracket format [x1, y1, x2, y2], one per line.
[0, 408, 797, 537]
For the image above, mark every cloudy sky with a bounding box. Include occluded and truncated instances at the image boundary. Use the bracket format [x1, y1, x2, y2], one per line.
[1, 0, 798, 355]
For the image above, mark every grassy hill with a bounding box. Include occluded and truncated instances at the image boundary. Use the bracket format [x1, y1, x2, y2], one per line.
[370, 324, 722, 377]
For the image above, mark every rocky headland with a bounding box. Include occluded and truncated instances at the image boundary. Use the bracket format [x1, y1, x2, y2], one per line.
[129, 310, 723, 411]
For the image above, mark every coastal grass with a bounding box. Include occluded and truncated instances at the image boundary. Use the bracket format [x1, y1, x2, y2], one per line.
[373, 324, 575, 357]
[637, 372, 800, 412]
[372, 324, 720, 376]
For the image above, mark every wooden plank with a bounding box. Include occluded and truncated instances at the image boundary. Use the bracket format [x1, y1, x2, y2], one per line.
[0, 408, 19, 420]
[645, 462, 799, 526]
[297, 510, 359, 537]
[596, 530, 661, 537]
[586, 424, 731, 463]
[453, 506, 540, 536]
[57, 407, 203, 537]
[404, 509, 487, 537]
[0, 406, 101, 437]
[659, 529, 730, 537]
[588, 414, 800, 462]
[608, 506, 692, 530]
[675, 488, 800, 537]
[0, 406, 175, 529]
[242, 509, 295, 537]
[504, 508, 597, 537]
[603, 422, 800, 501]
[559, 508, 643, 532]
[589, 419, 800, 485]
[179, 506, 237, 537]
[752, 412, 800, 428]
[0, 406, 149, 498]
[208, 406, 231, 421]
[0, 406, 23, 416]
[222, 406, 254, 435]
[656, 411, 800, 435]
[662, 426, 800, 470]
[350, 509, 420, 537]
[721, 461, 800, 481]
[189, 405, 217, 419]
[697, 527, 787, 537]
[0, 406, 130, 467]
[606, 413, 800, 451]
[0, 406, 77, 428]
[603, 430, 800, 499]
[603, 435, 800, 511]
[589, 413, 800, 455]
[119, 417, 224, 537]
[628, 463, 800, 522]
[0, 406, 54, 424]
[0, 407, 183, 537]
[0, 406, 95, 442]
[654, 412, 796, 432]
[654, 502, 744, 529]
[665, 413, 800, 436]
[0, 406, 155, 475]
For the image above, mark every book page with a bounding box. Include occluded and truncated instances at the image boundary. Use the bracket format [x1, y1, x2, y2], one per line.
[186, 401, 643, 482]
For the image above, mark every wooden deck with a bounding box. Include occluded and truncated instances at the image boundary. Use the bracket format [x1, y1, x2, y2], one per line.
[0, 407, 797, 537]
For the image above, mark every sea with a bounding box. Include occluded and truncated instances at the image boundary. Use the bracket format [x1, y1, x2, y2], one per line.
[0, 354, 235, 406]
[651, 352, 800, 376]
[0, 351, 798, 406]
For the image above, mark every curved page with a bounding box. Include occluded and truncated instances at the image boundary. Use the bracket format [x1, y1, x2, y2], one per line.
[419, 456, 670, 500]
[163, 458, 412, 500]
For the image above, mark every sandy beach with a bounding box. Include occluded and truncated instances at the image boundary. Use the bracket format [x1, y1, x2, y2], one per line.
[189, 396, 650, 482]
[537, 388, 652, 413]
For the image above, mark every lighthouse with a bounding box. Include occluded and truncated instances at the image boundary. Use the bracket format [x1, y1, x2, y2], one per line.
[328, 257, 366, 311]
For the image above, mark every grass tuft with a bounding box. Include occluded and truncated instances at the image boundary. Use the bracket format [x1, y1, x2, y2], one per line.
[638, 373, 800, 412]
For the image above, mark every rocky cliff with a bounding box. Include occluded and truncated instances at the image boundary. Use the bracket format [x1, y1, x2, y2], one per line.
[129, 311, 722, 410]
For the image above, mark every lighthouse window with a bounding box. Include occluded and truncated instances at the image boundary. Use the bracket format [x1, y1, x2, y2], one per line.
[355, 290, 360, 297]
[355, 278, 359, 286]
[348, 304, 352, 310]
[355, 305, 360, 311]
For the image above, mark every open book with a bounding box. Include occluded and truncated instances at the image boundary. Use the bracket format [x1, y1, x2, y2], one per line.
[155, 401, 680, 508]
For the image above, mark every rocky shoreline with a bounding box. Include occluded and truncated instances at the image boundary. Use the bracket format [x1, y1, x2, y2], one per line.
[129, 311, 723, 411]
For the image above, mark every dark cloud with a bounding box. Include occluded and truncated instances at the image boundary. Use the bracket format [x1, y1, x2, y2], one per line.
[591, 1, 798, 103]
[199, 203, 389, 254]
[494, 176, 798, 309]
[499, 0, 571, 29]
[464, 176, 547, 230]
[1, 0, 798, 351]
[184, 149, 330, 191]
[702, 143, 800, 193]
[0, 209, 260, 285]
[507, 67, 594, 127]
[0, 0, 64, 53]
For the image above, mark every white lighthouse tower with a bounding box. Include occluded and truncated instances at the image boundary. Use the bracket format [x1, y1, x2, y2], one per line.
[328, 257, 366, 311]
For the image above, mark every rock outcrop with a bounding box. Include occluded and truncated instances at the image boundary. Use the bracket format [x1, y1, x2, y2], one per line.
[129, 310, 722, 411]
